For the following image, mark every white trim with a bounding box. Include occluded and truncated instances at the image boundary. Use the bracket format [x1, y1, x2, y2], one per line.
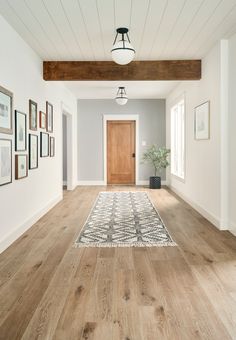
[220, 40, 229, 229]
[229, 220, 236, 236]
[0, 194, 62, 254]
[77, 180, 105, 186]
[103, 114, 139, 185]
[169, 185, 222, 230]
[62, 103, 74, 191]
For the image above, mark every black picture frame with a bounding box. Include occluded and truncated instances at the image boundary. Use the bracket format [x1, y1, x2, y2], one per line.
[40, 132, 49, 157]
[15, 110, 27, 151]
[15, 154, 28, 180]
[29, 134, 38, 169]
[0, 139, 12, 186]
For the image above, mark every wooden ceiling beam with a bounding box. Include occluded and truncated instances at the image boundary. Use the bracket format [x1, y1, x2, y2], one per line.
[43, 60, 201, 81]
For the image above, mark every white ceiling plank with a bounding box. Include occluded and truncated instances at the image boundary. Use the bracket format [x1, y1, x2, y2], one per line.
[78, 0, 106, 60]
[96, 0, 115, 60]
[137, 0, 167, 60]
[60, 0, 95, 60]
[24, 0, 74, 60]
[173, 0, 223, 58]
[148, 0, 187, 59]
[129, 0, 150, 59]
[160, 0, 204, 59]
[184, 0, 236, 57]
[0, 1, 48, 59]
[114, 0, 132, 30]
[42, 0, 84, 60]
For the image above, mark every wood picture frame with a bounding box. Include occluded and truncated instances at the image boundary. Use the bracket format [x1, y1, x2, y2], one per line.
[40, 132, 49, 157]
[29, 134, 38, 169]
[46, 101, 53, 132]
[0, 85, 13, 134]
[29, 99, 37, 131]
[0, 139, 12, 186]
[15, 154, 28, 180]
[194, 101, 210, 140]
[15, 110, 27, 151]
[39, 111, 46, 129]
[50, 136, 55, 157]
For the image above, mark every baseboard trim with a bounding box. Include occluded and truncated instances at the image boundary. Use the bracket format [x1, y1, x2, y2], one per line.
[0, 194, 62, 254]
[169, 185, 221, 230]
[77, 180, 168, 186]
[229, 221, 236, 236]
[77, 180, 106, 186]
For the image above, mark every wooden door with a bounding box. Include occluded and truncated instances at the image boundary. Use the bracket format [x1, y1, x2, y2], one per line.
[107, 120, 135, 184]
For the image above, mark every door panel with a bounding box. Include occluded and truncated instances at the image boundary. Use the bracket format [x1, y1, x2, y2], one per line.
[107, 120, 135, 184]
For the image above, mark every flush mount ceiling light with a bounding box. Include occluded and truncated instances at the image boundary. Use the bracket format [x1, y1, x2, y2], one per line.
[115, 87, 128, 105]
[111, 27, 135, 65]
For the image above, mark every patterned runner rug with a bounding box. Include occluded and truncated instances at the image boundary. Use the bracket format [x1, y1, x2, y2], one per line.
[75, 191, 177, 248]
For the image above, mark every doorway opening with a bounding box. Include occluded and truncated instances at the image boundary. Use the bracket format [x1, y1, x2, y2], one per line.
[62, 105, 73, 191]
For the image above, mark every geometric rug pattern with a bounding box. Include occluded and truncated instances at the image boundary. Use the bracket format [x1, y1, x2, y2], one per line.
[75, 191, 177, 248]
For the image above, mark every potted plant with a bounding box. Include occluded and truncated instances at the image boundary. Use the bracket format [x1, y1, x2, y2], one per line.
[142, 145, 170, 189]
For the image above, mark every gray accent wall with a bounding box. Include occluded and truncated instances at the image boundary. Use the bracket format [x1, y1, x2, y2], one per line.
[77, 99, 166, 182]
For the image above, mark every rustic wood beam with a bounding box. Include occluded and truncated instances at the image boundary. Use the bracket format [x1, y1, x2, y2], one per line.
[43, 60, 201, 81]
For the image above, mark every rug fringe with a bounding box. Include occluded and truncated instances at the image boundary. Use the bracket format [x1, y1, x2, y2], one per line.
[74, 241, 177, 248]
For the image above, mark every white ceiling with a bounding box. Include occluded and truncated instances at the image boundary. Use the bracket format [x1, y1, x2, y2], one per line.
[64, 80, 180, 99]
[1, 0, 236, 61]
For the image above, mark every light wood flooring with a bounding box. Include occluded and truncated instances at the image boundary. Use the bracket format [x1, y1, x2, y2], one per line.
[0, 186, 236, 340]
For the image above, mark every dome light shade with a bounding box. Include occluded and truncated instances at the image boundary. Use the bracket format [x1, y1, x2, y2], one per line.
[111, 28, 135, 65]
[115, 87, 128, 105]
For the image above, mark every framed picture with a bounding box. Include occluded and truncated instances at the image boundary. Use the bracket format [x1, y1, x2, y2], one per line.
[15, 154, 28, 180]
[29, 99, 37, 131]
[29, 134, 38, 169]
[46, 101, 53, 132]
[50, 137, 55, 157]
[0, 139, 12, 186]
[0, 85, 13, 134]
[15, 110, 27, 151]
[194, 101, 210, 140]
[40, 132, 49, 157]
[39, 111, 46, 129]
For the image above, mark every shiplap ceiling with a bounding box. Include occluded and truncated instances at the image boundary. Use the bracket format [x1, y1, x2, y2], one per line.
[64, 80, 180, 99]
[1, 0, 236, 61]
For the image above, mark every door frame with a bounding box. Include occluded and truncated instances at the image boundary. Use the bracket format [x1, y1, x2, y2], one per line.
[103, 114, 139, 185]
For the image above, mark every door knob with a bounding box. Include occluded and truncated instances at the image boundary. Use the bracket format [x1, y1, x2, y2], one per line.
[132, 153, 135, 158]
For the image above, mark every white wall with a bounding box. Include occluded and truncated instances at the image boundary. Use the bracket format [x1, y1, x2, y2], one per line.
[0, 15, 77, 252]
[166, 43, 222, 228]
[228, 33, 236, 235]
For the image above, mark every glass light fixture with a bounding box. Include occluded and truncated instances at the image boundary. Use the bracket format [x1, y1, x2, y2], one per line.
[111, 28, 135, 65]
[115, 87, 128, 105]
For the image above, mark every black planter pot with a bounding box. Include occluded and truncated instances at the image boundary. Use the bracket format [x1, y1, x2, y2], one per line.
[149, 176, 161, 189]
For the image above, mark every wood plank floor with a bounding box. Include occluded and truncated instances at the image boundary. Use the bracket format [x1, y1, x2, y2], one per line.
[0, 186, 236, 340]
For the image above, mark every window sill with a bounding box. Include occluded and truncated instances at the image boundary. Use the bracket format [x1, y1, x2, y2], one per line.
[171, 173, 185, 183]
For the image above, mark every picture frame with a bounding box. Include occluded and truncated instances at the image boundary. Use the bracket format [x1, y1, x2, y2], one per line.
[0, 139, 12, 186]
[46, 101, 53, 133]
[194, 101, 210, 140]
[29, 134, 38, 169]
[0, 85, 13, 134]
[15, 110, 27, 151]
[50, 136, 55, 157]
[29, 99, 37, 131]
[15, 154, 28, 180]
[39, 111, 46, 129]
[40, 132, 49, 157]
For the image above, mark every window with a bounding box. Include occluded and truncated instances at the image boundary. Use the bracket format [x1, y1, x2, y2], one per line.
[171, 97, 185, 180]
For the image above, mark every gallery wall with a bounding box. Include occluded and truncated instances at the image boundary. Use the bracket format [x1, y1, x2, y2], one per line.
[77, 99, 166, 184]
[0, 15, 77, 252]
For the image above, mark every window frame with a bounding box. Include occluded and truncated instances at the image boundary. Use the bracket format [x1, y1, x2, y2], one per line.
[170, 94, 186, 182]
